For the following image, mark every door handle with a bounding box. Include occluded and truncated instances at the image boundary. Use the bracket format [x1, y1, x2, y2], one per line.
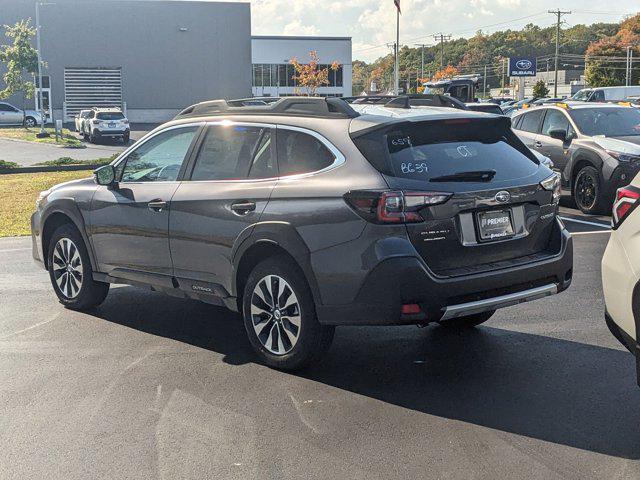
[231, 201, 256, 215]
[148, 200, 168, 212]
[534, 141, 543, 148]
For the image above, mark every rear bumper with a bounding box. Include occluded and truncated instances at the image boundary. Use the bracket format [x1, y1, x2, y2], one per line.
[605, 311, 640, 386]
[92, 128, 129, 137]
[316, 227, 572, 326]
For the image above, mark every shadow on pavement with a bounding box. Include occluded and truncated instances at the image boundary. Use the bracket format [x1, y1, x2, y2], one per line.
[94, 286, 640, 460]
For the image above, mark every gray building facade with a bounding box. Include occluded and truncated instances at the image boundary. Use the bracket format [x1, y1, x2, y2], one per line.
[0, 0, 251, 122]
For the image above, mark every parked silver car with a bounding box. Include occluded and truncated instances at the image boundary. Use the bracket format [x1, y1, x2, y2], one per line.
[0, 102, 43, 127]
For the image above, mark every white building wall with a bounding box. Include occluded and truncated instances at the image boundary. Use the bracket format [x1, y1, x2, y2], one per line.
[251, 36, 352, 97]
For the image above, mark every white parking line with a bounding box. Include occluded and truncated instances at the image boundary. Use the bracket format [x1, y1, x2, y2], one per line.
[559, 216, 611, 229]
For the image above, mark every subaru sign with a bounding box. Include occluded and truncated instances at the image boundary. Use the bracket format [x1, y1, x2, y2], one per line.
[509, 57, 537, 77]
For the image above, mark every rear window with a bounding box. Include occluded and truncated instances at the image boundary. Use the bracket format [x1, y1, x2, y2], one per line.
[352, 120, 538, 183]
[96, 112, 124, 120]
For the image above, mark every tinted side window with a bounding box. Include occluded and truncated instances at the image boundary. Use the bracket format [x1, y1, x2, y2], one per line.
[120, 126, 198, 182]
[512, 114, 524, 129]
[519, 110, 544, 133]
[593, 90, 605, 102]
[541, 109, 570, 136]
[277, 129, 335, 177]
[0, 104, 14, 112]
[191, 125, 271, 181]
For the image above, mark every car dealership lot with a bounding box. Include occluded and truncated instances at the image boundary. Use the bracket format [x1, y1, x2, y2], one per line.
[1, 206, 638, 480]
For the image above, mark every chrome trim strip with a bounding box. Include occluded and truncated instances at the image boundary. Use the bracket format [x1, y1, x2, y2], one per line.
[439, 283, 558, 321]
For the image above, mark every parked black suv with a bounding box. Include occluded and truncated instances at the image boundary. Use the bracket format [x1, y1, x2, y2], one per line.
[31, 97, 573, 369]
[512, 102, 640, 214]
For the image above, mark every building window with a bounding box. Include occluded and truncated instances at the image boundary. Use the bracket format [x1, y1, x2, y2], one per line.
[252, 63, 343, 88]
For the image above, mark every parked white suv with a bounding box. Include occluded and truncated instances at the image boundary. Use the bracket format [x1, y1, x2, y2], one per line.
[0, 101, 43, 127]
[602, 172, 640, 385]
[85, 108, 130, 144]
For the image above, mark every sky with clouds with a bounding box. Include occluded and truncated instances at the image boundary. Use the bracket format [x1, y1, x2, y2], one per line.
[232, 0, 632, 62]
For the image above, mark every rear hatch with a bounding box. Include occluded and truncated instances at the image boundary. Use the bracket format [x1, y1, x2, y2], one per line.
[95, 112, 126, 130]
[350, 115, 560, 277]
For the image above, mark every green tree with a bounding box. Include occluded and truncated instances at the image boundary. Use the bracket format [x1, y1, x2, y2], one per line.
[0, 19, 39, 102]
[532, 80, 550, 98]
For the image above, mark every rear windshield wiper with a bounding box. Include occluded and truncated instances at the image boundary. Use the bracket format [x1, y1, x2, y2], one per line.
[429, 170, 497, 182]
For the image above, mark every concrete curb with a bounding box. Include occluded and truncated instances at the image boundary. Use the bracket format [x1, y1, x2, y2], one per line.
[0, 164, 100, 175]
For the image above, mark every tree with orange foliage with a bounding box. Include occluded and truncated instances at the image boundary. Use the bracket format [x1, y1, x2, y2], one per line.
[585, 13, 639, 87]
[289, 51, 340, 96]
[432, 65, 459, 81]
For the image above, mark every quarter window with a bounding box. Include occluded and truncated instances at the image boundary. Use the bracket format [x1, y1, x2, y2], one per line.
[277, 129, 336, 176]
[120, 126, 199, 182]
[519, 110, 544, 133]
[191, 125, 273, 181]
[541, 109, 570, 136]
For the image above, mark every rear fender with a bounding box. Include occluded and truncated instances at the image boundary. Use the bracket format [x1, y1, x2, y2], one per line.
[231, 221, 321, 304]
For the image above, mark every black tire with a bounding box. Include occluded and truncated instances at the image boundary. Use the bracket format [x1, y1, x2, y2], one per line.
[573, 165, 609, 215]
[47, 224, 109, 310]
[123, 133, 130, 144]
[438, 310, 495, 329]
[242, 255, 334, 370]
[24, 116, 36, 128]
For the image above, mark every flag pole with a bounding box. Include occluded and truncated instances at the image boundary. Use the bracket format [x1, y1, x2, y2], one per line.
[394, 7, 399, 95]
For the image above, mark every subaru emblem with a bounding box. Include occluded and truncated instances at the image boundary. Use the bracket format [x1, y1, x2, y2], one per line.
[516, 59, 532, 70]
[495, 191, 510, 203]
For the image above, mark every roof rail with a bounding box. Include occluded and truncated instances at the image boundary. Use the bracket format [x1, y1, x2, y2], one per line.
[174, 97, 359, 120]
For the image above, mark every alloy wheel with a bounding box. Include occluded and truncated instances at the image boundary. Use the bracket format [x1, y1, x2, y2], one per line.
[250, 275, 301, 355]
[576, 171, 597, 210]
[52, 238, 83, 299]
[25, 118, 35, 128]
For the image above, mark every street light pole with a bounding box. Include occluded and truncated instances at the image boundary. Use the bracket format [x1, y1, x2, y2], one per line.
[35, 1, 47, 136]
[414, 43, 428, 80]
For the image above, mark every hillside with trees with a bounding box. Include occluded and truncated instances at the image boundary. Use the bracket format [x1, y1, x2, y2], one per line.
[353, 15, 638, 95]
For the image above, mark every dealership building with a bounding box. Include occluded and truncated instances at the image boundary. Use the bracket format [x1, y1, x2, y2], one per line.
[251, 36, 352, 98]
[0, 0, 353, 123]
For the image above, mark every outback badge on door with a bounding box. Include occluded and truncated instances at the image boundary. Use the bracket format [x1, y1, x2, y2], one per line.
[495, 190, 511, 203]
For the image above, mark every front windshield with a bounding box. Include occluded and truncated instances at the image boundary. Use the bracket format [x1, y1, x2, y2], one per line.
[570, 108, 640, 137]
[572, 89, 592, 101]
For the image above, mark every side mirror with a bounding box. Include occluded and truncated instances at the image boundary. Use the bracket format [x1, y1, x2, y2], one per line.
[548, 128, 567, 141]
[94, 164, 117, 187]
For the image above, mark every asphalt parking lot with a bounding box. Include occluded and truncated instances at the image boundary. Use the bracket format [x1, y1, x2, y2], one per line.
[0, 125, 154, 166]
[1, 203, 638, 480]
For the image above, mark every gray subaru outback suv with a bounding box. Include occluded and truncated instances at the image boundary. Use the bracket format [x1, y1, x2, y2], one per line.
[31, 97, 573, 370]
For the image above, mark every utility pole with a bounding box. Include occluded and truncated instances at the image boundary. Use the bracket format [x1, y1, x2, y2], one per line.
[549, 9, 571, 98]
[626, 46, 634, 87]
[414, 43, 429, 80]
[483, 64, 487, 98]
[433, 33, 451, 70]
[394, 1, 400, 95]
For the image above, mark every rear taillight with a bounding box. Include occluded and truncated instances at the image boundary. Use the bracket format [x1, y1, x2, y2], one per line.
[540, 173, 561, 203]
[344, 190, 451, 224]
[613, 185, 640, 229]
